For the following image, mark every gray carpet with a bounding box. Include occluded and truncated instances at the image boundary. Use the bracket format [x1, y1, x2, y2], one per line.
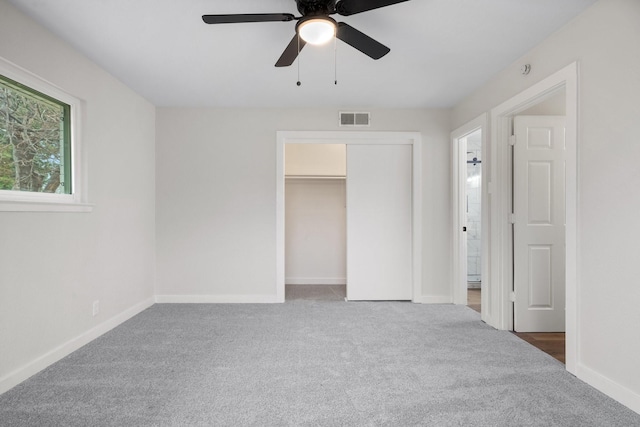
[1, 301, 639, 426]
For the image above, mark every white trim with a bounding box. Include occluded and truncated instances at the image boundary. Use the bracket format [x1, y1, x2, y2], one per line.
[0, 56, 89, 211]
[277, 131, 423, 304]
[0, 297, 154, 395]
[0, 201, 93, 212]
[450, 114, 488, 321]
[577, 364, 640, 415]
[412, 134, 423, 303]
[155, 295, 281, 304]
[276, 138, 286, 303]
[285, 278, 346, 285]
[415, 295, 454, 304]
[488, 62, 578, 374]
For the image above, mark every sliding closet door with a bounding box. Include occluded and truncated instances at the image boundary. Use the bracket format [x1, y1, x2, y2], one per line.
[346, 144, 412, 300]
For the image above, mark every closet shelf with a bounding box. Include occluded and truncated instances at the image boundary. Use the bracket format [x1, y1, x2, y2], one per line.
[285, 175, 346, 180]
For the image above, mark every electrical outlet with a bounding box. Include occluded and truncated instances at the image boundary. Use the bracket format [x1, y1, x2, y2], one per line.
[92, 300, 99, 316]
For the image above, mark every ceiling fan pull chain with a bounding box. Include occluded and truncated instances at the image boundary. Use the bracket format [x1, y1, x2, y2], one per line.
[334, 35, 338, 85]
[297, 34, 302, 86]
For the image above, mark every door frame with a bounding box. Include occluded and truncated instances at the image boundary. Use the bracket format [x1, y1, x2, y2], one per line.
[276, 131, 423, 303]
[451, 114, 489, 321]
[489, 62, 578, 374]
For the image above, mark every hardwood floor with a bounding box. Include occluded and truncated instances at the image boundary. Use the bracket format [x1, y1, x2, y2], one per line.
[467, 288, 481, 313]
[467, 288, 565, 364]
[511, 331, 566, 364]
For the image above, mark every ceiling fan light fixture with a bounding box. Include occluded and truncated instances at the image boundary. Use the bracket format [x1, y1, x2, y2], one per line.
[298, 18, 336, 45]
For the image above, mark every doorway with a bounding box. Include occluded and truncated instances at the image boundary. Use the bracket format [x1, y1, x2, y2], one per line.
[488, 62, 578, 373]
[466, 129, 483, 295]
[276, 131, 423, 304]
[451, 114, 489, 321]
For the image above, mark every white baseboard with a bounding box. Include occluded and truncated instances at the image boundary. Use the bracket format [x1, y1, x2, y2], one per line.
[155, 294, 281, 304]
[285, 277, 346, 285]
[0, 297, 154, 396]
[577, 363, 640, 415]
[414, 295, 454, 304]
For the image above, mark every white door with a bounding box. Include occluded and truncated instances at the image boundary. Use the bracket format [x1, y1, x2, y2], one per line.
[346, 144, 412, 300]
[513, 116, 566, 332]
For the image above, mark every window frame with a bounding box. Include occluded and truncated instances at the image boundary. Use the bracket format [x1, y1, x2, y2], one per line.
[0, 57, 91, 212]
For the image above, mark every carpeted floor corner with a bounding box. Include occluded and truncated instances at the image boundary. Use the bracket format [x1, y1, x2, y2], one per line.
[1, 301, 639, 426]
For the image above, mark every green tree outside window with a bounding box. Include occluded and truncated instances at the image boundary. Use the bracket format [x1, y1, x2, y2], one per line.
[0, 75, 71, 194]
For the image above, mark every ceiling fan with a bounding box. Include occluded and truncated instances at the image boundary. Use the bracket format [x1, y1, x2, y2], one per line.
[202, 0, 410, 67]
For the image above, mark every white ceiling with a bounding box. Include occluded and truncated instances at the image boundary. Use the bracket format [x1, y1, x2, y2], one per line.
[7, 0, 597, 108]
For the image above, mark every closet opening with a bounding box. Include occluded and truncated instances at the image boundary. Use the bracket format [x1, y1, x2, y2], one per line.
[276, 131, 422, 304]
[284, 143, 347, 302]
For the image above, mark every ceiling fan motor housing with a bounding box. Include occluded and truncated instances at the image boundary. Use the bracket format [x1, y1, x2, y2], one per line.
[202, 0, 408, 67]
[296, 0, 337, 16]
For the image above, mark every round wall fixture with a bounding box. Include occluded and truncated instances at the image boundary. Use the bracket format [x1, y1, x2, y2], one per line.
[521, 64, 532, 75]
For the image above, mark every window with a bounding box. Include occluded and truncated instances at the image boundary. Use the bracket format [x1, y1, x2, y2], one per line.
[0, 57, 89, 212]
[0, 75, 71, 194]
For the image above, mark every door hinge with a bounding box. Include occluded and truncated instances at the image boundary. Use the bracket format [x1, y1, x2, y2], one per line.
[509, 213, 516, 224]
[509, 135, 517, 146]
[509, 291, 516, 302]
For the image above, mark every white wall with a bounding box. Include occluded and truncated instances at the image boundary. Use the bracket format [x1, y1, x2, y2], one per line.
[285, 178, 346, 285]
[156, 108, 451, 301]
[285, 144, 346, 176]
[519, 88, 566, 116]
[0, 1, 156, 392]
[452, 0, 640, 411]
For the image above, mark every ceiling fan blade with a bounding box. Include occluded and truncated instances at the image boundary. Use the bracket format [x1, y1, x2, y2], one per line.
[336, 22, 390, 60]
[202, 13, 295, 24]
[336, 0, 410, 16]
[275, 35, 307, 67]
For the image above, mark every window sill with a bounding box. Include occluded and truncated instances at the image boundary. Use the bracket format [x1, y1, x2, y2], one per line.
[0, 200, 94, 212]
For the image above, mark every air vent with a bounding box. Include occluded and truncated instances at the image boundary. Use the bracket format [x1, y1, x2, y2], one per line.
[339, 112, 370, 127]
